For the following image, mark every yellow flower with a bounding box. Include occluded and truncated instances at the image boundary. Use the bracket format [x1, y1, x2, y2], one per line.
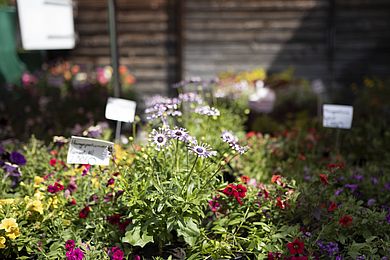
[91, 178, 100, 189]
[6, 226, 20, 240]
[0, 236, 6, 249]
[0, 199, 15, 206]
[34, 176, 44, 187]
[0, 218, 18, 232]
[48, 196, 58, 209]
[27, 200, 44, 214]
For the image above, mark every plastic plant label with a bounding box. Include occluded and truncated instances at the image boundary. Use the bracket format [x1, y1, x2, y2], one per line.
[323, 104, 353, 129]
[105, 97, 137, 123]
[67, 136, 113, 166]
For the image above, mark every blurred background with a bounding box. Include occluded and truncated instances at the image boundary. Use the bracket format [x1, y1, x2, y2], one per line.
[1, 0, 390, 141]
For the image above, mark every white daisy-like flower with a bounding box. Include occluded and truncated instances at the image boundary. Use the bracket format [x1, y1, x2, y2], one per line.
[149, 128, 171, 151]
[194, 106, 220, 117]
[221, 130, 238, 144]
[169, 127, 189, 142]
[189, 143, 217, 158]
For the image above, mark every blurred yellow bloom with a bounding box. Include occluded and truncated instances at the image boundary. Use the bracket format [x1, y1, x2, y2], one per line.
[0, 199, 15, 206]
[91, 178, 100, 189]
[0, 236, 6, 249]
[0, 218, 18, 233]
[27, 200, 44, 214]
[47, 197, 59, 209]
[34, 176, 44, 187]
[6, 226, 20, 240]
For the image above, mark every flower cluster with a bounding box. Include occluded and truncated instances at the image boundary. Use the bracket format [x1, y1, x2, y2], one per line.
[0, 218, 21, 247]
[195, 105, 220, 117]
[222, 184, 247, 205]
[221, 130, 248, 154]
[0, 148, 26, 188]
[65, 239, 84, 260]
[317, 240, 339, 257]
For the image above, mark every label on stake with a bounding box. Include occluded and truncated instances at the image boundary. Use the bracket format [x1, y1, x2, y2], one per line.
[105, 97, 136, 123]
[323, 104, 353, 129]
[67, 136, 113, 166]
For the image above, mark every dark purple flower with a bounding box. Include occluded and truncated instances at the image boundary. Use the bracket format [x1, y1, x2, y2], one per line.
[335, 188, 344, 196]
[335, 256, 343, 260]
[367, 199, 376, 207]
[9, 151, 26, 166]
[371, 177, 379, 185]
[66, 248, 84, 260]
[386, 212, 390, 224]
[0, 146, 5, 155]
[384, 183, 390, 191]
[106, 178, 115, 187]
[344, 184, 359, 192]
[65, 240, 75, 251]
[352, 174, 364, 182]
[3, 162, 18, 173]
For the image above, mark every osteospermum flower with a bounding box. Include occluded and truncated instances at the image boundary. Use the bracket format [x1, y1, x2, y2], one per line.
[149, 128, 171, 151]
[195, 105, 220, 116]
[169, 127, 189, 142]
[221, 130, 238, 144]
[189, 143, 217, 158]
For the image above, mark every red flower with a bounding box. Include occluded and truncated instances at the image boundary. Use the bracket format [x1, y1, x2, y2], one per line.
[246, 131, 256, 139]
[271, 175, 282, 184]
[289, 257, 308, 260]
[268, 252, 282, 260]
[298, 153, 306, 161]
[79, 206, 91, 219]
[222, 184, 236, 196]
[319, 174, 329, 185]
[47, 182, 64, 193]
[240, 175, 250, 184]
[328, 201, 337, 212]
[70, 198, 77, 205]
[54, 182, 64, 191]
[339, 215, 353, 227]
[287, 238, 305, 255]
[236, 184, 247, 198]
[276, 197, 288, 209]
[49, 158, 57, 167]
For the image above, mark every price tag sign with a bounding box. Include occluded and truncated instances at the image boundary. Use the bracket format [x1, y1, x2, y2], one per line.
[323, 104, 353, 129]
[67, 136, 113, 166]
[105, 97, 136, 123]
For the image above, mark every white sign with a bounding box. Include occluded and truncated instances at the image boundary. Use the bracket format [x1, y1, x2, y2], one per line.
[323, 104, 353, 129]
[17, 0, 75, 50]
[67, 136, 113, 166]
[105, 97, 137, 123]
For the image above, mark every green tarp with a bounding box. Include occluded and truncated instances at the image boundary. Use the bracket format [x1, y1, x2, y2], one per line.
[0, 7, 25, 84]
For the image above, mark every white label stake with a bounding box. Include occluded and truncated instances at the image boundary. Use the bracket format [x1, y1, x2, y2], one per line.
[67, 136, 114, 166]
[105, 97, 137, 123]
[323, 104, 354, 129]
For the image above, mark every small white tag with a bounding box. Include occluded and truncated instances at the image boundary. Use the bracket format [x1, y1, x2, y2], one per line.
[67, 136, 114, 166]
[323, 104, 353, 129]
[105, 97, 137, 123]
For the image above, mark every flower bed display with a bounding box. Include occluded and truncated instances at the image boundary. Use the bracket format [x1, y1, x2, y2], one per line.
[1, 71, 390, 259]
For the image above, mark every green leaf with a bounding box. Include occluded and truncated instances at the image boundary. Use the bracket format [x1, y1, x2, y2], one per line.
[177, 218, 200, 247]
[122, 226, 154, 248]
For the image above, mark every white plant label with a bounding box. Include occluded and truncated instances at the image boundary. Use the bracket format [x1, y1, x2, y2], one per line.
[105, 97, 137, 123]
[323, 104, 353, 129]
[67, 136, 113, 166]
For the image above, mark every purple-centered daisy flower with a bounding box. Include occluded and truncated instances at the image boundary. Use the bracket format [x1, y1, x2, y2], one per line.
[169, 127, 189, 142]
[195, 106, 220, 117]
[221, 130, 238, 144]
[189, 143, 217, 158]
[232, 143, 249, 155]
[149, 128, 171, 151]
[9, 151, 26, 166]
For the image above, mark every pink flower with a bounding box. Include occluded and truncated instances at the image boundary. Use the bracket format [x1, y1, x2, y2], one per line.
[66, 248, 84, 260]
[110, 247, 124, 260]
[65, 240, 75, 251]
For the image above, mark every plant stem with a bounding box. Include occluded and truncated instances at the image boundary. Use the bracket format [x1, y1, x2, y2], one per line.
[181, 155, 198, 194]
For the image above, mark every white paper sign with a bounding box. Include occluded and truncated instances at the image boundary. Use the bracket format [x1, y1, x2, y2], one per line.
[17, 0, 75, 50]
[323, 104, 353, 129]
[105, 97, 137, 123]
[67, 136, 113, 166]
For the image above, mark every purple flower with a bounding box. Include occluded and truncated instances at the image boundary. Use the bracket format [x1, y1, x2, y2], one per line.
[367, 199, 376, 207]
[371, 177, 379, 185]
[386, 212, 390, 224]
[335, 256, 343, 260]
[345, 184, 359, 192]
[65, 240, 75, 251]
[0, 146, 5, 155]
[335, 188, 344, 196]
[66, 248, 84, 260]
[110, 246, 124, 260]
[231, 143, 249, 155]
[384, 182, 390, 191]
[189, 143, 217, 158]
[9, 151, 26, 166]
[149, 128, 171, 151]
[169, 127, 189, 142]
[352, 174, 364, 182]
[3, 162, 18, 173]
